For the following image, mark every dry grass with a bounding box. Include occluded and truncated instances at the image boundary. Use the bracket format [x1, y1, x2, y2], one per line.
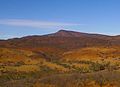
[62, 47, 120, 62]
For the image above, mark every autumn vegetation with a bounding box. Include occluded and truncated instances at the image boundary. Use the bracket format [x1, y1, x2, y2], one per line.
[0, 30, 120, 87]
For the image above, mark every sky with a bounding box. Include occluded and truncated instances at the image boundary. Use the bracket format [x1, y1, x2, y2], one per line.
[0, 0, 120, 39]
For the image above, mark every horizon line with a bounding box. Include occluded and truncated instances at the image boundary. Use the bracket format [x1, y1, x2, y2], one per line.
[0, 29, 119, 40]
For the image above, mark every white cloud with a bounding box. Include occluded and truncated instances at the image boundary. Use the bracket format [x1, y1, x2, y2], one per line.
[0, 19, 81, 28]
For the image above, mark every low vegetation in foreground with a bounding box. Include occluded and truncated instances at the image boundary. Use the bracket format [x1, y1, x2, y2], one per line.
[0, 51, 120, 87]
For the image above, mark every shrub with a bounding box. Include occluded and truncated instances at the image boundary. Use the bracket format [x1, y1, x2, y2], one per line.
[15, 61, 25, 66]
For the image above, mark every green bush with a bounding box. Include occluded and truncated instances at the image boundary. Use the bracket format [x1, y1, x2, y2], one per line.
[89, 61, 110, 72]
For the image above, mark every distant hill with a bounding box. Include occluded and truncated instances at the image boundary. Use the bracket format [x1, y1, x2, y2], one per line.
[0, 30, 120, 61]
[0, 29, 120, 48]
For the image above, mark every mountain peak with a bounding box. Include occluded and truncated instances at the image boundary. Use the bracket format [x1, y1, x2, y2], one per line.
[46, 29, 88, 37]
[57, 29, 69, 33]
[46, 29, 111, 38]
[56, 29, 74, 34]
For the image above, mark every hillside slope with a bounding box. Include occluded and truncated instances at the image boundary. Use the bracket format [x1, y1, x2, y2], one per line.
[0, 30, 120, 61]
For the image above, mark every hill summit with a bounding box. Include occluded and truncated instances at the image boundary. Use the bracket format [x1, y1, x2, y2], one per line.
[46, 29, 91, 37]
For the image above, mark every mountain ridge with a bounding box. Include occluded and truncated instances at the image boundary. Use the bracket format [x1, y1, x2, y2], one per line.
[0, 30, 120, 51]
[0, 29, 120, 66]
[43, 29, 120, 38]
[1, 29, 120, 40]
